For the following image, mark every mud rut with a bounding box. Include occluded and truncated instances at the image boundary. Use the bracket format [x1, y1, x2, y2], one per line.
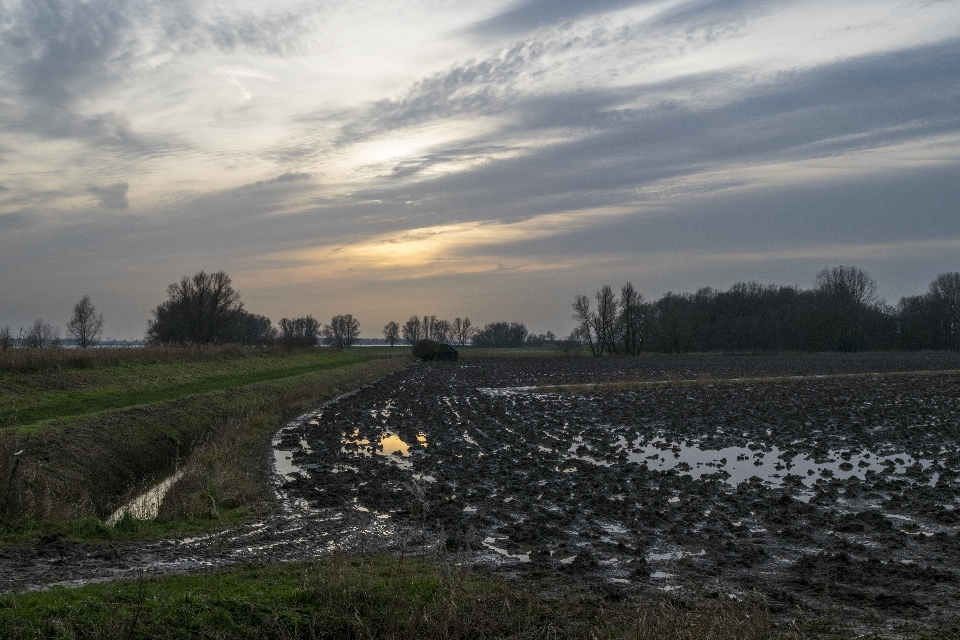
[3, 353, 960, 632]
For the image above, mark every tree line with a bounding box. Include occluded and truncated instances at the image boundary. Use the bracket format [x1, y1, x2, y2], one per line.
[145, 271, 362, 347]
[572, 267, 960, 354]
[5, 266, 957, 353]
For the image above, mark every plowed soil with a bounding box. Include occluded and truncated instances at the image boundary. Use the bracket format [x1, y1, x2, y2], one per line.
[5, 352, 960, 635]
[276, 353, 960, 632]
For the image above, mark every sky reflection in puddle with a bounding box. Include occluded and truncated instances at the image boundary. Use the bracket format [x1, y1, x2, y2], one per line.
[616, 435, 935, 489]
[107, 470, 185, 523]
[339, 430, 429, 470]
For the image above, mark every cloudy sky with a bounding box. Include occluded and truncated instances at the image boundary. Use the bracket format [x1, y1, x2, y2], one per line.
[1, 0, 958, 339]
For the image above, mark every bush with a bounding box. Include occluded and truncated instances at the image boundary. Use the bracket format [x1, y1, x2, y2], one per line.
[412, 339, 439, 360]
[412, 340, 458, 361]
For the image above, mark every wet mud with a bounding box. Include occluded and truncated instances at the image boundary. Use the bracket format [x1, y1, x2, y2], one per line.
[274, 353, 960, 632]
[4, 352, 960, 634]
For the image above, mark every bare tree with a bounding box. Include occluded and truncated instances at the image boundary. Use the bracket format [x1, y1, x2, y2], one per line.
[66, 295, 104, 348]
[322, 314, 361, 347]
[813, 265, 880, 351]
[928, 272, 960, 350]
[421, 315, 439, 341]
[383, 321, 400, 346]
[0, 327, 11, 351]
[401, 316, 422, 344]
[594, 285, 619, 355]
[433, 319, 452, 344]
[572, 294, 599, 356]
[25, 319, 60, 348]
[452, 317, 475, 346]
[618, 282, 645, 355]
[815, 265, 879, 308]
[147, 271, 243, 345]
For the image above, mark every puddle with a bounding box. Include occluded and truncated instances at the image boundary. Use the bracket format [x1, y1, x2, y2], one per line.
[620, 436, 935, 489]
[648, 548, 706, 562]
[274, 448, 308, 480]
[107, 470, 184, 523]
[478, 386, 537, 396]
[338, 430, 428, 471]
[482, 537, 531, 562]
[378, 433, 410, 457]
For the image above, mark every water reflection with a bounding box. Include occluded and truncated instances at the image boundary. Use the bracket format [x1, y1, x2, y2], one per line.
[107, 470, 184, 523]
[618, 435, 935, 488]
[378, 434, 409, 457]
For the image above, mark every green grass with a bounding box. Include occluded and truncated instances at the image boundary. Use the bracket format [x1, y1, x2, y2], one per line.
[0, 555, 779, 639]
[0, 350, 368, 430]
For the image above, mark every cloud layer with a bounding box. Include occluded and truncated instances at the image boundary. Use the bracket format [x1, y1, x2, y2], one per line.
[1, 0, 958, 337]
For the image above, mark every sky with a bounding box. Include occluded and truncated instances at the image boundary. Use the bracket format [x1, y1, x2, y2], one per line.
[1, 0, 959, 339]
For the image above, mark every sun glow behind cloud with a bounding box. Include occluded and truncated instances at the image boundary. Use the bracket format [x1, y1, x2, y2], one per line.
[1, 0, 959, 335]
[256, 206, 627, 283]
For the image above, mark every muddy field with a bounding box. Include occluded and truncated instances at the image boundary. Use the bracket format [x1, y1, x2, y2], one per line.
[3, 352, 960, 635]
[274, 353, 960, 633]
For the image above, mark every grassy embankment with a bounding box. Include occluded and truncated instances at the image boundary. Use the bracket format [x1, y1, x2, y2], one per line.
[0, 346, 410, 540]
[0, 554, 780, 640]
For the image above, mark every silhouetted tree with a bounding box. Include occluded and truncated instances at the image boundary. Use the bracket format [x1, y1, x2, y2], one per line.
[574, 283, 648, 356]
[811, 265, 881, 351]
[895, 272, 960, 350]
[66, 295, 104, 348]
[279, 316, 319, 348]
[402, 316, 422, 344]
[572, 295, 599, 356]
[439, 319, 454, 343]
[594, 285, 619, 355]
[25, 319, 59, 348]
[649, 292, 705, 353]
[525, 331, 557, 346]
[472, 322, 528, 348]
[322, 314, 360, 347]
[147, 271, 243, 345]
[383, 321, 400, 346]
[928, 272, 960, 350]
[452, 317, 475, 346]
[0, 327, 11, 351]
[618, 282, 645, 355]
[228, 311, 277, 346]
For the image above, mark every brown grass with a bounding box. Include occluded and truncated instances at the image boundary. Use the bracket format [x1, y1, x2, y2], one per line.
[0, 344, 341, 374]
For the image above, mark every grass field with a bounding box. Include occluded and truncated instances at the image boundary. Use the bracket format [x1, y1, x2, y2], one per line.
[0, 346, 410, 530]
[0, 348, 376, 430]
[0, 554, 776, 640]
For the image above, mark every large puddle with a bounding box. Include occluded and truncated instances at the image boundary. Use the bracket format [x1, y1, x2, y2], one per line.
[614, 435, 937, 493]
